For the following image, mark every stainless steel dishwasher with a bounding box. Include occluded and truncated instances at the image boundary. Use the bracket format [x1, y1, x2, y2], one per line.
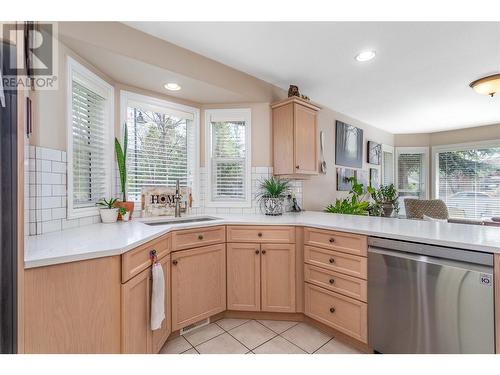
[368, 237, 495, 354]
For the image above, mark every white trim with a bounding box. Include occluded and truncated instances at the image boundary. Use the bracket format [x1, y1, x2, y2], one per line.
[120, 91, 200, 207]
[395, 146, 430, 199]
[66, 57, 114, 219]
[431, 139, 500, 199]
[381, 144, 395, 185]
[205, 108, 252, 208]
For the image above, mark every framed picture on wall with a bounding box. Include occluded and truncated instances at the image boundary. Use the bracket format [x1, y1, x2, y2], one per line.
[355, 169, 368, 192]
[335, 121, 363, 168]
[367, 141, 381, 165]
[336, 168, 355, 191]
[370, 168, 379, 189]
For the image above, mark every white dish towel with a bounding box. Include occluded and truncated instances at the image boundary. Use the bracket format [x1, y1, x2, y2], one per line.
[151, 262, 165, 330]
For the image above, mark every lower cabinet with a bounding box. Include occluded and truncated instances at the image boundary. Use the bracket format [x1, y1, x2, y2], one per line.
[227, 242, 296, 313]
[121, 255, 171, 354]
[171, 243, 227, 331]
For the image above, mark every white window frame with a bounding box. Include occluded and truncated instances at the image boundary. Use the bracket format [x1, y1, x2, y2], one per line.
[431, 139, 500, 199]
[395, 146, 430, 199]
[205, 108, 252, 208]
[120, 91, 200, 207]
[66, 57, 114, 219]
[381, 144, 395, 186]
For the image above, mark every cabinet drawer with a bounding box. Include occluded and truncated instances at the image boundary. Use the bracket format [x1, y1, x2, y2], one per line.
[304, 245, 367, 280]
[172, 226, 225, 251]
[226, 225, 295, 243]
[304, 263, 367, 302]
[304, 227, 367, 256]
[122, 235, 171, 283]
[305, 283, 367, 343]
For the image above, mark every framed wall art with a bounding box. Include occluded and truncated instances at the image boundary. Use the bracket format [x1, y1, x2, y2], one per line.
[335, 121, 363, 168]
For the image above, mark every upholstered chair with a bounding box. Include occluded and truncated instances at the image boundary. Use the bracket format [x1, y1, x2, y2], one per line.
[404, 199, 449, 220]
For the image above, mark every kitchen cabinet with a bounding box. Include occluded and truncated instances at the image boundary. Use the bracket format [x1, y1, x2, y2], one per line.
[272, 97, 320, 177]
[227, 242, 296, 313]
[121, 254, 171, 354]
[171, 244, 226, 331]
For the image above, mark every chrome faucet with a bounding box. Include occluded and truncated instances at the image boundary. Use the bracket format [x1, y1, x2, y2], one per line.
[174, 179, 182, 218]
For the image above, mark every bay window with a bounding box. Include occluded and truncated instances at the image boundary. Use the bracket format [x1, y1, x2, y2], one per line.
[396, 147, 429, 215]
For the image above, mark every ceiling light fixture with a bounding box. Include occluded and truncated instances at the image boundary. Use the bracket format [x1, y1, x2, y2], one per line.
[164, 83, 181, 91]
[355, 50, 376, 62]
[469, 74, 500, 97]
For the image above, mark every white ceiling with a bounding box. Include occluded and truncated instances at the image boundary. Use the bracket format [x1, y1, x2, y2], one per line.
[126, 22, 500, 134]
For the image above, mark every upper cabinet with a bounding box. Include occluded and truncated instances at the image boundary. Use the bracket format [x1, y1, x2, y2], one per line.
[272, 97, 320, 177]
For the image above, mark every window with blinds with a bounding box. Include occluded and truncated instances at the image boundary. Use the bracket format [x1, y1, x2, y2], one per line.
[397, 149, 428, 215]
[206, 109, 251, 207]
[68, 58, 113, 218]
[124, 94, 197, 203]
[436, 146, 500, 219]
[382, 150, 394, 186]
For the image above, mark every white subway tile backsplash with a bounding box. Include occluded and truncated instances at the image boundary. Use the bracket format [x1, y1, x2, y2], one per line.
[41, 184, 52, 197]
[40, 209, 52, 221]
[40, 159, 52, 172]
[41, 196, 61, 209]
[41, 220, 62, 233]
[52, 207, 66, 220]
[40, 147, 62, 162]
[52, 184, 66, 196]
[51, 161, 66, 173]
[40, 172, 61, 185]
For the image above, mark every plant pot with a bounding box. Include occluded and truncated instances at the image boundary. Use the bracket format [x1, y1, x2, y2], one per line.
[99, 208, 119, 223]
[381, 203, 394, 217]
[261, 196, 285, 216]
[114, 201, 135, 220]
[122, 211, 130, 222]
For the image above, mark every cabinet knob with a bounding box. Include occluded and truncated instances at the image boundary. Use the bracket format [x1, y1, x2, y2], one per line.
[329, 278, 335, 284]
[329, 258, 335, 263]
[329, 238, 335, 243]
[255, 250, 260, 254]
[330, 307, 336, 313]
[257, 232, 263, 237]
[262, 250, 266, 255]
[295, 165, 300, 169]
[198, 234, 204, 240]
[172, 260, 178, 265]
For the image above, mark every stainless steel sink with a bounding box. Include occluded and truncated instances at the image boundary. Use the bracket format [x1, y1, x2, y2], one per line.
[143, 216, 221, 226]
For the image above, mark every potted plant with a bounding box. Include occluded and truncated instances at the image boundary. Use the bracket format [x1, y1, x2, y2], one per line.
[96, 198, 119, 223]
[118, 206, 130, 222]
[257, 176, 290, 216]
[325, 177, 370, 215]
[368, 184, 400, 217]
[114, 123, 134, 220]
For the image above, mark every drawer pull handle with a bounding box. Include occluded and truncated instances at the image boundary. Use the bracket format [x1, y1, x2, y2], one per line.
[329, 238, 335, 243]
[172, 260, 178, 266]
[330, 307, 336, 313]
[255, 250, 260, 254]
[257, 232, 263, 237]
[329, 258, 335, 263]
[262, 250, 266, 255]
[198, 234, 204, 240]
[329, 278, 335, 284]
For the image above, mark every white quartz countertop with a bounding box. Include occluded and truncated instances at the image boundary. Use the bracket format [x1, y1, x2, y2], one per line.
[25, 211, 500, 268]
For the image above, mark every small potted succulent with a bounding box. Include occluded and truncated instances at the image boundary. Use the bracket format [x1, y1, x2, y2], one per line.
[257, 176, 290, 216]
[114, 123, 134, 220]
[368, 184, 400, 217]
[96, 198, 119, 223]
[118, 206, 130, 222]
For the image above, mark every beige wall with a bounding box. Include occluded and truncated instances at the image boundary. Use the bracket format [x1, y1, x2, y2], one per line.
[303, 108, 394, 211]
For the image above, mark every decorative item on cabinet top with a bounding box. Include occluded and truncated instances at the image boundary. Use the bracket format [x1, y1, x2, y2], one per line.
[141, 186, 192, 217]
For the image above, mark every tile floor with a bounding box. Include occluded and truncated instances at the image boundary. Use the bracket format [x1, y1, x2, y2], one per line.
[159, 319, 365, 354]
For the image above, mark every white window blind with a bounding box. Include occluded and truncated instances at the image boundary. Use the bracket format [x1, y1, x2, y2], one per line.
[436, 146, 500, 219]
[71, 81, 108, 208]
[397, 149, 428, 215]
[382, 150, 394, 186]
[125, 98, 197, 203]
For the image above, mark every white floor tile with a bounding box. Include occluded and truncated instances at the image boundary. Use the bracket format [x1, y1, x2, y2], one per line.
[229, 320, 276, 349]
[183, 323, 225, 347]
[280, 323, 332, 353]
[196, 333, 248, 354]
[257, 319, 299, 334]
[253, 336, 306, 354]
[160, 336, 192, 354]
[314, 339, 364, 354]
[215, 318, 249, 331]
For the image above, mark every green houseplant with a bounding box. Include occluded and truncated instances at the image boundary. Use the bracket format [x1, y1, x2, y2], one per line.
[96, 198, 119, 223]
[325, 177, 370, 215]
[114, 123, 134, 220]
[368, 184, 400, 217]
[257, 176, 291, 216]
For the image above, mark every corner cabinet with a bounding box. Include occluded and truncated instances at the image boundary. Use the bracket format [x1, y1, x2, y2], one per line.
[272, 97, 320, 177]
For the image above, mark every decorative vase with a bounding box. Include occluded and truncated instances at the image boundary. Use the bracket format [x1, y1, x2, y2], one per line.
[115, 201, 135, 220]
[262, 196, 285, 216]
[99, 208, 119, 223]
[381, 203, 394, 217]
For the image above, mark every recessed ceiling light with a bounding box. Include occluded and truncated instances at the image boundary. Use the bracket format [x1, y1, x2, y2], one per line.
[164, 83, 181, 91]
[355, 50, 376, 62]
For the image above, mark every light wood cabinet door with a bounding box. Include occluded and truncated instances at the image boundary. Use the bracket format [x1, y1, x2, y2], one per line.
[227, 243, 261, 311]
[121, 266, 152, 354]
[261, 244, 296, 312]
[294, 103, 317, 174]
[152, 255, 171, 353]
[171, 244, 227, 331]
